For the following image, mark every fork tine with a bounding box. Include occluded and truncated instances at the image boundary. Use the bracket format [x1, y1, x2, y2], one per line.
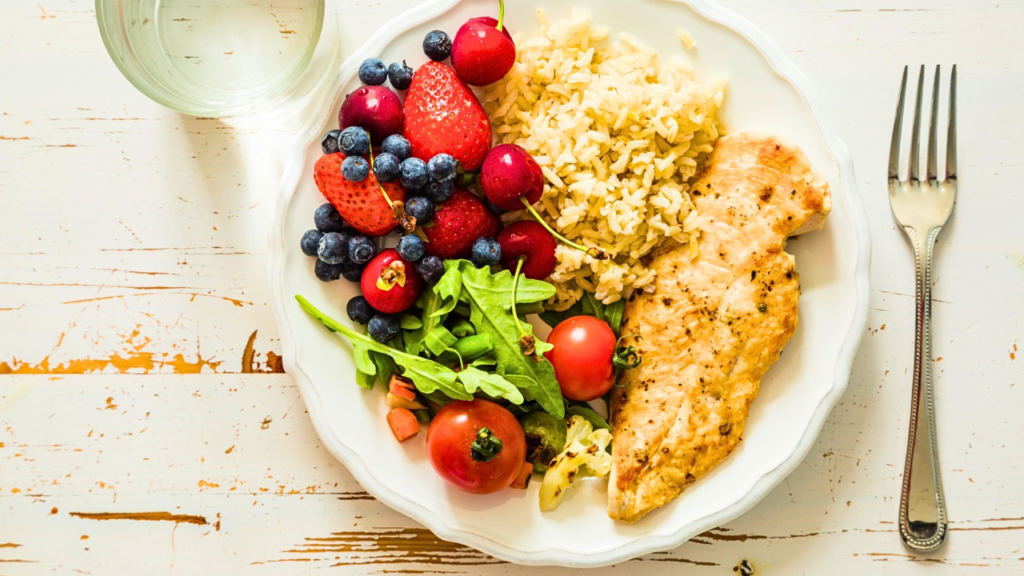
[926, 65, 940, 182]
[946, 64, 958, 180]
[888, 66, 908, 180]
[909, 65, 925, 182]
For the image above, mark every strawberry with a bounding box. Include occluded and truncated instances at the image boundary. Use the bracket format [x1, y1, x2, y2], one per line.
[423, 188, 502, 259]
[314, 153, 406, 237]
[402, 61, 492, 172]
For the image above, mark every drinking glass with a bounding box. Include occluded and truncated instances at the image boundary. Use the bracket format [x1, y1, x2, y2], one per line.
[96, 0, 332, 117]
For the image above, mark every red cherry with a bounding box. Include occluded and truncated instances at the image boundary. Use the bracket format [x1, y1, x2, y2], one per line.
[451, 4, 516, 87]
[497, 221, 557, 280]
[481, 144, 544, 211]
[360, 249, 424, 314]
[340, 85, 404, 142]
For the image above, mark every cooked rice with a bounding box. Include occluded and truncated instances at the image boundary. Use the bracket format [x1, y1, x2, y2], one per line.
[483, 8, 725, 309]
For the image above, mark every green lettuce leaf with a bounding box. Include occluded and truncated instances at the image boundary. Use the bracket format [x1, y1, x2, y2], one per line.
[457, 366, 524, 405]
[540, 292, 626, 336]
[398, 314, 422, 330]
[567, 404, 611, 431]
[446, 261, 564, 418]
[404, 291, 457, 357]
[296, 295, 472, 401]
[371, 351, 396, 386]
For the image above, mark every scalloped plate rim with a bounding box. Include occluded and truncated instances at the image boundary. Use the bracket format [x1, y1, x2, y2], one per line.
[266, 0, 870, 566]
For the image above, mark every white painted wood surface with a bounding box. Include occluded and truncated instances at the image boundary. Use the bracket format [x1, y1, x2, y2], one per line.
[1, 0, 1022, 573]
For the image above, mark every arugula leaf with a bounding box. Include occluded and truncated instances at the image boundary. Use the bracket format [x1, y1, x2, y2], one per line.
[540, 292, 626, 336]
[443, 260, 564, 419]
[352, 349, 395, 390]
[355, 369, 375, 390]
[432, 264, 463, 318]
[371, 351, 396, 385]
[538, 307, 575, 330]
[423, 328, 458, 357]
[296, 295, 472, 401]
[398, 314, 422, 330]
[567, 404, 611, 431]
[505, 374, 563, 417]
[405, 291, 457, 357]
[457, 367, 525, 404]
[505, 400, 542, 416]
[352, 342, 375, 378]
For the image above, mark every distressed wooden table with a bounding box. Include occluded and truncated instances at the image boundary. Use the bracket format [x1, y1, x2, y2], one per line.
[2, 1, 1022, 573]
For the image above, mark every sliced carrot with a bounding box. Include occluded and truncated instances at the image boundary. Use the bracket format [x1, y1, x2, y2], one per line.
[510, 461, 534, 490]
[389, 374, 415, 389]
[388, 377, 418, 402]
[386, 407, 420, 442]
[386, 392, 427, 411]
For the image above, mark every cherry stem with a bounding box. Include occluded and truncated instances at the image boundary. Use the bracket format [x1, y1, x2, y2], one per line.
[510, 257, 527, 339]
[367, 137, 395, 209]
[519, 197, 608, 259]
[496, 0, 506, 32]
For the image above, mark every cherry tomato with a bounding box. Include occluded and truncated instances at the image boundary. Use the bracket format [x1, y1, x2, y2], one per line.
[545, 316, 617, 401]
[426, 399, 527, 494]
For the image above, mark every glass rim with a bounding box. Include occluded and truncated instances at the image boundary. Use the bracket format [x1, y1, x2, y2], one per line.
[94, 0, 326, 118]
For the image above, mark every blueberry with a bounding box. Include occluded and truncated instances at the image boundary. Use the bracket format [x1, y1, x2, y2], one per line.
[471, 237, 501, 268]
[314, 203, 347, 233]
[373, 152, 401, 183]
[423, 30, 452, 61]
[340, 259, 365, 282]
[381, 134, 412, 160]
[415, 256, 445, 285]
[358, 58, 388, 85]
[405, 196, 434, 225]
[300, 229, 323, 257]
[400, 157, 429, 190]
[424, 179, 454, 203]
[368, 313, 400, 343]
[396, 235, 426, 262]
[388, 61, 414, 91]
[314, 259, 345, 282]
[338, 126, 370, 156]
[346, 296, 376, 325]
[348, 235, 377, 265]
[317, 232, 349, 265]
[321, 130, 341, 155]
[342, 156, 370, 182]
[427, 153, 457, 182]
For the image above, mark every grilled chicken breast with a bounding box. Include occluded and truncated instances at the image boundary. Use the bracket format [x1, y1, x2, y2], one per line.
[608, 132, 831, 522]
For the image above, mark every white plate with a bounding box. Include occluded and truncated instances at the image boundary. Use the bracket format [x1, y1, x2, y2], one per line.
[268, 0, 870, 567]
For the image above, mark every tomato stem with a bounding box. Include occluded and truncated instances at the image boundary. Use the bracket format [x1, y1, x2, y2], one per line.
[496, 0, 506, 33]
[470, 427, 503, 462]
[613, 334, 643, 372]
[520, 197, 608, 260]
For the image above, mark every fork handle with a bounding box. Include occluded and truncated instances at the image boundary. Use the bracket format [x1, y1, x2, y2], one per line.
[899, 226, 949, 552]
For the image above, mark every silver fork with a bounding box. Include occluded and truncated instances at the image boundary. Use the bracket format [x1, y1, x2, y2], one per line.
[888, 64, 957, 552]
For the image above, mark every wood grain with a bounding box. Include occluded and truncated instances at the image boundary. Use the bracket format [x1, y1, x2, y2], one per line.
[1, 0, 1023, 573]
